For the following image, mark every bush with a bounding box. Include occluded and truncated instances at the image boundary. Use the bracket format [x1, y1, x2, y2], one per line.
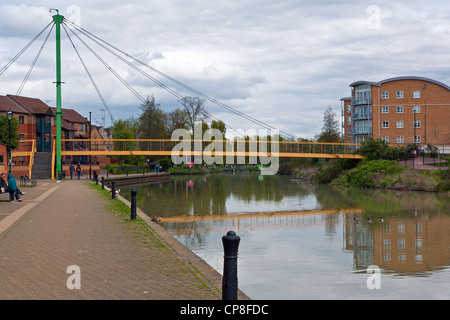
[436, 170, 450, 192]
[357, 137, 409, 161]
[169, 164, 203, 175]
[338, 160, 404, 188]
[313, 159, 359, 183]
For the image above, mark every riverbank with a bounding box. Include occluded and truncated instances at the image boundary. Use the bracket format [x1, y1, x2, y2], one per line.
[291, 158, 450, 193]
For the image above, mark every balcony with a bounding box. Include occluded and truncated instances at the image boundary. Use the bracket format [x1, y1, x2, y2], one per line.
[352, 98, 372, 106]
[353, 128, 372, 135]
[353, 112, 372, 120]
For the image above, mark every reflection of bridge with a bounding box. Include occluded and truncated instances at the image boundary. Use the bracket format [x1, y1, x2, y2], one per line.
[161, 209, 364, 234]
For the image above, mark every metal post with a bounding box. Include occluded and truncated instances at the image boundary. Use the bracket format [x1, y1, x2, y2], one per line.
[222, 230, 240, 300]
[89, 110, 92, 179]
[101, 176, 104, 190]
[130, 188, 137, 220]
[111, 180, 116, 199]
[7, 110, 12, 173]
[51, 10, 64, 180]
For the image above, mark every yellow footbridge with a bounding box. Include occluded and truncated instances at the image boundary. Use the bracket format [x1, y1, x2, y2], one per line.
[12, 139, 363, 179]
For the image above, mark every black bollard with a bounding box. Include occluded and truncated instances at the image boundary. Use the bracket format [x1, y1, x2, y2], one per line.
[112, 180, 116, 199]
[130, 188, 137, 220]
[222, 230, 240, 300]
[101, 176, 104, 190]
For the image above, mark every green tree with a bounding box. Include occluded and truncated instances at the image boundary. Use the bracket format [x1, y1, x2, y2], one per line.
[139, 95, 167, 139]
[316, 106, 341, 143]
[111, 117, 143, 165]
[0, 114, 19, 152]
[211, 120, 226, 137]
[165, 108, 189, 135]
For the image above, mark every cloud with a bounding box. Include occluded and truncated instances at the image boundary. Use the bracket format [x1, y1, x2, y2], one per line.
[1, 1, 450, 138]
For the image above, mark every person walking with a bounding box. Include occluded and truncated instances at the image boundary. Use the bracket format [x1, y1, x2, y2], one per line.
[69, 163, 75, 179]
[7, 172, 21, 202]
[76, 163, 81, 180]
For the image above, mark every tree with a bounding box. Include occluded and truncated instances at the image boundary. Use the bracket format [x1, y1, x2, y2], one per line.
[0, 114, 19, 152]
[316, 106, 341, 143]
[111, 117, 143, 165]
[211, 120, 226, 137]
[179, 96, 206, 133]
[139, 95, 167, 139]
[165, 108, 189, 135]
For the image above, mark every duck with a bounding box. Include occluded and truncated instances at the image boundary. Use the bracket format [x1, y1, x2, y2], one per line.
[109, 188, 120, 195]
[367, 218, 373, 223]
[353, 217, 359, 223]
[379, 218, 384, 223]
[151, 216, 162, 223]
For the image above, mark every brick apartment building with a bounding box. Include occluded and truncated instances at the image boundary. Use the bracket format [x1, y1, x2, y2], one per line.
[341, 76, 450, 151]
[0, 94, 102, 176]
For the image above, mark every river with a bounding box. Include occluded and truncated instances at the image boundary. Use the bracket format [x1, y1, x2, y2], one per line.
[120, 172, 450, 299]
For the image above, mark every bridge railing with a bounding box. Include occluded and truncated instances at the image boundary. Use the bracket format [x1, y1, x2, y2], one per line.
[60, 139, 361, 158]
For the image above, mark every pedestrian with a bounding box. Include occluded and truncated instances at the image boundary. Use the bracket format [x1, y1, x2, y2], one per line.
[76, 163, 81, 180]
[0, 172, 8, 194]
[69, 163, 75, 179]
[7, 172, 22, 202]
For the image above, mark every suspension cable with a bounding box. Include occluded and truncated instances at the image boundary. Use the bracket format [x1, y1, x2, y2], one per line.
[63, 19, 295, 139]
[0, 21, 54, 76]
[16, 23, 55, 95]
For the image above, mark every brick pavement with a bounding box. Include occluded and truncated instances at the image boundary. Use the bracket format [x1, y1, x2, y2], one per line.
[0, 177, 247, 300]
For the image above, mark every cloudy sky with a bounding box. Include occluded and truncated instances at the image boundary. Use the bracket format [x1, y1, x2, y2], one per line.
[1, 1, 450, 139]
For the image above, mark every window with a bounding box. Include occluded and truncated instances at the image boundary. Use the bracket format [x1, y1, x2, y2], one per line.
[79, 123, 83, 131]
[382, 106, 389, 114]
[382, 121, 389, 128]
[346, 129, 351, 137]
[19, 134, 25, 140]
[382, 136, 389, 143]
[382, 91, 389, 99]
[397, 136, 404, 143]
[398, 238, 406, 249]
[19, 116, 24, 124]
[414, 120, 421, 128]
[413, 105, 421, 113]
[396, 91, 404, 99]
[414, 136, 421, 143]
[396, 106, 403, 113]
[397, 120, 404, 128]
[347, 105, 351, 113]
[413, 90, 421, 98]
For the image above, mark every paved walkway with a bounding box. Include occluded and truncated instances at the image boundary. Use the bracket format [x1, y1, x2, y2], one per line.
[0, 176, 245, 300]
[399, 157, 448, 170]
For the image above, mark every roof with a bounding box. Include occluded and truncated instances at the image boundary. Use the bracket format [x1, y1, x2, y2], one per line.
[0, 95, 29, 114]
[349, 76, 450, 90]
[50, 107, 88, 124]
[6, 94, 53, 114]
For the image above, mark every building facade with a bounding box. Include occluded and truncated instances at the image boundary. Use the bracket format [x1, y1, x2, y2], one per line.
[0, 94, 92, 175]
[341, 76, 450, 151]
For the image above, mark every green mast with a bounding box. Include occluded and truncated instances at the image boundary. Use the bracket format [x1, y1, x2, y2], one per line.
[51, 9, 64, 179]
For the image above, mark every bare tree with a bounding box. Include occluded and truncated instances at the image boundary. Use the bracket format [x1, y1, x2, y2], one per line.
[179, 96, 206, 133]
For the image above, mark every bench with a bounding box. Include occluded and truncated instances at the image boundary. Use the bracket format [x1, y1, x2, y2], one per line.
[20, 175, 37, 187]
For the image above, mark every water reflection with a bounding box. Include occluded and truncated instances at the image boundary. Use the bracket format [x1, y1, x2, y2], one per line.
[120, 173, 450, 299]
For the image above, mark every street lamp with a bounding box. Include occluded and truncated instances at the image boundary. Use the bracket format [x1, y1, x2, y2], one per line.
[6, 110, 12, 173]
